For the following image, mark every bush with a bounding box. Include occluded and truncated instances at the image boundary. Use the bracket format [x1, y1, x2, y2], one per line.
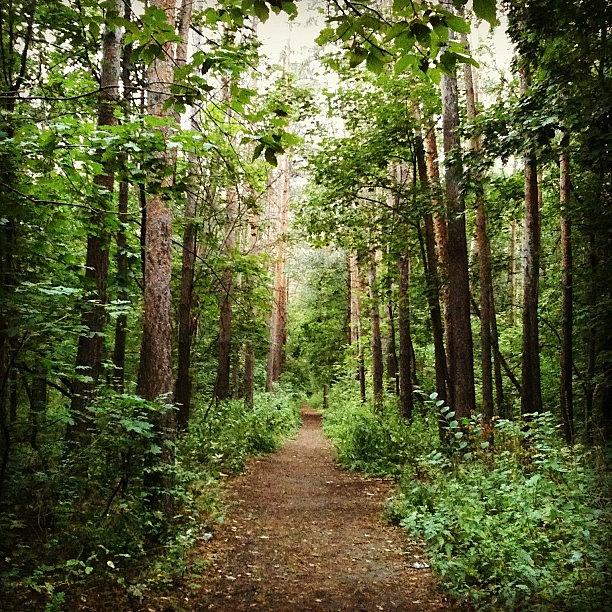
[322, 381, 438, 475]
[1, 386, 301, 608]
[387, 413, 611, 610]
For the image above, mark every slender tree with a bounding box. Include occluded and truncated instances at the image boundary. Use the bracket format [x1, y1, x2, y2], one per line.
[440, 10, 475, 418]
[519, 65, 543, 416]
[71, 0, 123, 425]
[368, 254, 384, 411]
[559, 135, 574, 442]
[137, 0, 176, 409]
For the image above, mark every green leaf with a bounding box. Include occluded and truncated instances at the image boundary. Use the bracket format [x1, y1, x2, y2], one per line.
[473, 0, 499, 27]
[366, 51, 384, 74]
[395, 53, 418, 74]
[444, 14, 470, 34]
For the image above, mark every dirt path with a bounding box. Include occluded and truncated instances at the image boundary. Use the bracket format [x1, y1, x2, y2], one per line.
[184, 409, 449, 611]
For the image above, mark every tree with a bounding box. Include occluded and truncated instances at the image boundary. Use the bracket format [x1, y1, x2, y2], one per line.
[519, 65, 543, 416]
[440, 21, 475, 419]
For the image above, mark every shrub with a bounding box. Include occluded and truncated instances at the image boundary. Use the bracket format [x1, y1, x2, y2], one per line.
[322, 381, 438, 475]
[387, 413, 611, 610]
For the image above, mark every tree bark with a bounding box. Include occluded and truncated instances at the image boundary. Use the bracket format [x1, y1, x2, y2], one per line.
[463, 48, 495, 423]
[137, 0, 176, 408]
[368, 255, 384, 412]
[559, 139, 574, 443]
[397, 254, 413, 420]
[349, 254, 367, 402]
[71, 0, 123, 425]
[441, 39, 475, 418]
[519, 66, 543, 416]
[423, 121, 453, 401]
[266, 155, 290, 391]
[243, 342, 254, 409]
[414, 128, 449, 403]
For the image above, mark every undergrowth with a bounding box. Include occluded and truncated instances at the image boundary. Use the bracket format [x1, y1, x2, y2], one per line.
[322, 382, 611, 610]
[0, 386, 301, 609]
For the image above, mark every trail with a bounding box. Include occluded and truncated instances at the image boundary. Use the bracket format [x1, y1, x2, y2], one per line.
[181, 408, 449, 611]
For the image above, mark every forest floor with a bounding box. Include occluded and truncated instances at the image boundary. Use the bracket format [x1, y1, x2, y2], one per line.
[161, 407, 452, 611]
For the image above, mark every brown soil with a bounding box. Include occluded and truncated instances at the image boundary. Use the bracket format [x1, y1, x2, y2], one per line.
[176, 408, 451, 611]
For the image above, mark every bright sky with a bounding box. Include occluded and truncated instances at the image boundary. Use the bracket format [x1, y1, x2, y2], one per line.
[257, 2, 516, 96]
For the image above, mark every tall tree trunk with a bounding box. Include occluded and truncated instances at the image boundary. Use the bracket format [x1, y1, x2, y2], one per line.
[137, 0, 176, 407]
[368, 255, 384, 412]
[559, 139, 574, 443]
[172, 0, 197, 424]
[440, 27, 475, 418]
[350, 254, 367, 402]
[386, 301, 399, 395]
[112, 4, 133, 391]
[243, 342, 254, 409]
[215, 187, 237, 401]
[585, 233, 597, 443]
[415, 128, 449, 403]
[345, 255, 352, 346]
[519, 66, 543, 416]
[71, 0, 123, 425]
[509, 219, 518, 326]
[463, 47, 495, 422]
[398, 254, 413, 420]
[266, 155, 290, 390]
[423, 122, 453, 401]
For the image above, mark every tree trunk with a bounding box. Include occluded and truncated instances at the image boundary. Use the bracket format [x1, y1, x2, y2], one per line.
[423, 121, 453, 401]
[509, 219, 517, 326]
[243, 342, 254, 409]
[463, 50, 494, 423]
[349, 254, 367, 403]
[441, 40, 475, 419]
[397, 254, 413, 420]
[559, 139, 574, 443]
[71, 0, 123, 425]
[214, 191, 236, 401]
[266, 155, 290, 390]
[519, 66, 543, 416]
[111, 0, 133, 393]
[386, 296, 399, 395]
[137, 0, 176, 408]
[415, 128, 449, 403]
[368, 256, 384, 412]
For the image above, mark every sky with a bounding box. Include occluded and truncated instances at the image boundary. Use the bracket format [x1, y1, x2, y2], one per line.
[257, 2, 516, 95]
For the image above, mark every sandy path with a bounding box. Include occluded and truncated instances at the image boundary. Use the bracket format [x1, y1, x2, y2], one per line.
[186, 408, 449, 611]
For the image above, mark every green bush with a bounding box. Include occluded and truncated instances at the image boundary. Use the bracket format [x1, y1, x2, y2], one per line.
[322, 381, 438, 475]
[387, 413, 611, 610]
[1, 387, 301, 608]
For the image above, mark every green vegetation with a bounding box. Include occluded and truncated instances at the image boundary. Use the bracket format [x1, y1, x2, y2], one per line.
[321, 384, 610, 609]
[2, 388, 300, 607]
[1, 0, 610, 609]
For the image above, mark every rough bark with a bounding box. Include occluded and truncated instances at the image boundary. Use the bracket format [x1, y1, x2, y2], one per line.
[71, 0, 123, 424]
[423, 122, 453, 401]
[519, 66, 543, 416]
[137, 0, 176, 408]
[215, 187, 237, 401]
[266, 155, 290, 390]
[441, 45, 475, 418]
[559, 140, 574, 443]
[398, 254, 413, 420]
[415, 128, 449, 403]
[349, 254, 367, 403]
[243, 342, 254, 409]
[463, 49, 495, 422]
[368, 256, 384, 412]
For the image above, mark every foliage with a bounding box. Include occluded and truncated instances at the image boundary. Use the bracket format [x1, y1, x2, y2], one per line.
[322, 379, 438, 475]
[1, 388, 301, 608]
[386, 413, 611, 609]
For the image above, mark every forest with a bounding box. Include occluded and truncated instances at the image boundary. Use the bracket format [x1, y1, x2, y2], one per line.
[0, 0, 610, 610]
